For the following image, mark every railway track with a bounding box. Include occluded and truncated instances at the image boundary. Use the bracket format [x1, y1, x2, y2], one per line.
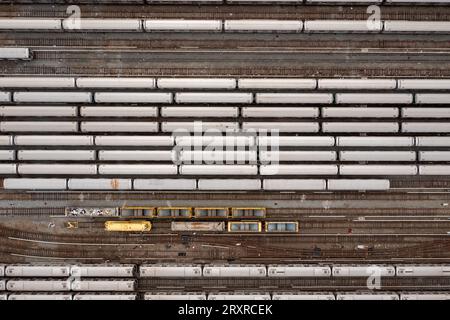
[3, 237, 450, 262]
[268, 208, 450, 218]
[1, 207, 449, 218]
[137, 277, 450, 291]
[2, 37, 450, 51]
[0, 2, 449, 286]
[1, 43, 450, 78]
[3, 188, 450, 201]
[2, 232, 449, 262]
[3, 65, 450, 77]
[2, 219, 449, 243]
[3, 210, 449, 232]
[1, 4, 450, 20]
[26, 50, 450, 63]
[164, 219, 450, 233]
[1, 220, 450, 255]
[0, 207, 449, 216]
[290, 220, 450, 231]
[0, 225, 169, 244]
[0, 207, 66, 216]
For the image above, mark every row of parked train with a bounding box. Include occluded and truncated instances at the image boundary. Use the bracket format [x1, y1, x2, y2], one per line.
[1, 92, 449, 105]
[95, 0, 450, 3]
[138, 264, 450, 278]
[3, 135, 450, 148]
[0, 18, 449, 33]
[66, 206, 264, 218]
[1, 264, 449, 279]
[67, 207, 297, 233]
[71, 206, 270, 220]
[142, 291, 450, 301]
[0, 264, 448, 295]
[12, 0, 445, 4]
[3, 149, 450, 163]
[1, 293, 137, 301]
[149, 0, 448, 3]
[2, 121, 450, 134]
[1, 292, 450, 301]
[0, 76, 449, 91]
[1, 177, 390, 191]
[4, 105, 450, 119]
[1, 279, 135, 292]
[99, 220, 298, 233]
[3, 122, 450, 138]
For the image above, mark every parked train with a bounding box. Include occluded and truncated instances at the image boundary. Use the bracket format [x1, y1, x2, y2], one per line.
[104, 220, 152, 232]
[8, 110, 426, 130]
[1, 76, 450, 192]
[3, 279, 136, 292]
[4, 90, 450, 105]
[64, 206, 298, 233]
[137, 264, 450, 278]
[173, 221, 298, 233]
[70, 265, 136, 277]
[3, 263, 448, 280]
[64, 206, 266, 218]
[1, 291, 449, 300]
[0, 0, 442, 5]
[3, 264, 136, 278]
[1, 177, 392, 191]
[6, 293, 137, 300]
[0, 48, 31, 60]
[0, 264, 449, 297]
[144, 291, 450, 301]
[150, 0, 450, 4]
[0, 17, 449, 33]
[2, 76, 450, 90]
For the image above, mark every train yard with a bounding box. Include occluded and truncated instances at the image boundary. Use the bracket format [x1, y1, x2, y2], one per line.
[1, 199, 450, 267]
[1, 0, 450, 302]
[1, 263, 450, 300]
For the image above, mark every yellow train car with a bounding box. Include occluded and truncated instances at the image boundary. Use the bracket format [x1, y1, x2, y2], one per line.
[231, 207, 266, 218]
[228, 221, 262, 233]
[194, 207, 229, 218]
[104, 220, 152, 232]
[157, 207, 193, 218]
[265, 221, 299, 233]
[121, 206, 156, 217]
